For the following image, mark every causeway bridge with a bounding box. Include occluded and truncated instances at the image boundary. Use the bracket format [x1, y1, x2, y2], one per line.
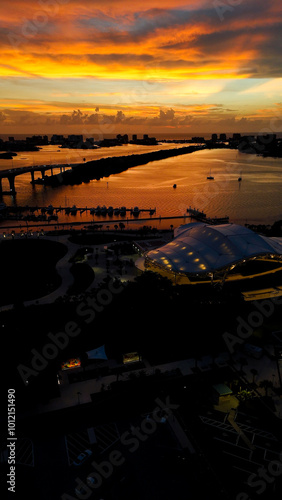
[0, 145, 204, 195]
[0, 163, 69, 195]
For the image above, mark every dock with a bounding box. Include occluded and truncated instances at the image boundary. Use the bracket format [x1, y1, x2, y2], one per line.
[0, 204, 156, 222]
[0, 204, 230, 230]
[187, 207, 229, 225]
[0, 215, 190, 231]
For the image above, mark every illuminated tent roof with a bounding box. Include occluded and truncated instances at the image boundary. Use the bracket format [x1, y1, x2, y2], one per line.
[145, 223, 282, 276]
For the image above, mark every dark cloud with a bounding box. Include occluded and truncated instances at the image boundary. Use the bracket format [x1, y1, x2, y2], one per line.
[60, 109, 86, 125]
[79, 8, 193, 37]
[115, 110, 125, 122]
[159, 108, 175, 121]
[1, 104, 281, 135]
[86, 53, 154, 64]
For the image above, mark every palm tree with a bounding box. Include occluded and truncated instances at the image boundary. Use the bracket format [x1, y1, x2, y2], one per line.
[237, 389, 254, 401]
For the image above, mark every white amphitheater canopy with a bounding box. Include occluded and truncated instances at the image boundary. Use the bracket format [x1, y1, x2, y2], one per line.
[145, 223, 282, 276]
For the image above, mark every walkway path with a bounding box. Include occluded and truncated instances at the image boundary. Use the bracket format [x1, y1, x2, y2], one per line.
[227, 408, 256, 450]
[0, 232, 140, 312]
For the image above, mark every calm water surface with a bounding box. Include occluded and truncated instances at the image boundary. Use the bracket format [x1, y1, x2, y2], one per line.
[0, 145, 282, 230]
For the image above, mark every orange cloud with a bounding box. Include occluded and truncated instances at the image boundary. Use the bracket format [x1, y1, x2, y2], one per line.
[1, 0, 281, 81]
[1, 0, 282, 134]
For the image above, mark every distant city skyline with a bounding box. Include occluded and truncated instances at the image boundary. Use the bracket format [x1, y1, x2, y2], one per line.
[1, 0, 282, 135]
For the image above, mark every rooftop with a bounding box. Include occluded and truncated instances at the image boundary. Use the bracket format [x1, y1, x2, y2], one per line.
[145, 222, 282, 277]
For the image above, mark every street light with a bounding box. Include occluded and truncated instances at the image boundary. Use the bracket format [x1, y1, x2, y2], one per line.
[274, 347, 282, 392]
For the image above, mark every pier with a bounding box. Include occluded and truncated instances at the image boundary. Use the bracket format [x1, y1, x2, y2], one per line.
[187, 207, 229, 225]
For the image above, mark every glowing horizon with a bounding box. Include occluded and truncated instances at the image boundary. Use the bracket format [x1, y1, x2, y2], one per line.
[1, 0, 282, 135]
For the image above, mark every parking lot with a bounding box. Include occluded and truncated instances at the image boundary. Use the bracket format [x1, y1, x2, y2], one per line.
[65, 422, 120, 465]
[199, 410, 282, 497]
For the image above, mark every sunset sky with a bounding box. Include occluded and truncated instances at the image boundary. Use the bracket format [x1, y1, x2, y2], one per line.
[1, 0, 282, 136]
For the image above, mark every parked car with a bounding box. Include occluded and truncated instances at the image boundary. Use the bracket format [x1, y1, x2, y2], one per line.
[75, 475, 99, 496]
[73, 449, 92, 466]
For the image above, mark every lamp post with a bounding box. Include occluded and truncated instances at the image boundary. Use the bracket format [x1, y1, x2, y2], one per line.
[275, 347, 282, 392]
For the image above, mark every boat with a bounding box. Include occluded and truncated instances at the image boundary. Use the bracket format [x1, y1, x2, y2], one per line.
[187, 207, 207, 219]
[206, 215, 230, 225]
[132, 206, 140, 216]
[207, 168, 214, 180]
[37, 214, 47, 221]
[173, 184, 177, 188]
[46, 204, 54, 214]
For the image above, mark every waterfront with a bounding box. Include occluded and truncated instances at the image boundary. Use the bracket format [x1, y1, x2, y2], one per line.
[0, 145, 282, 230]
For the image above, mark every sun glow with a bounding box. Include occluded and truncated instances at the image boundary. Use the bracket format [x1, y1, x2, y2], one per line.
[1, 0, 282, 134]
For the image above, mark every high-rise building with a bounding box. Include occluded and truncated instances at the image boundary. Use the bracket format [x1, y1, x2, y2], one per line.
[233, 133, 241, 140]
[51, 134, 65, 144]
